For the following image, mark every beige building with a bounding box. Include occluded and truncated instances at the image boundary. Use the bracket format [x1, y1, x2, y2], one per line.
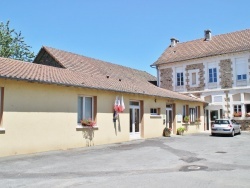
[151, 29, 250, 131]
[0, 48, 205, 157]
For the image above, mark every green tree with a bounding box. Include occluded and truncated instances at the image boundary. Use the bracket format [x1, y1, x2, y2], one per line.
[0, 20, 35, 62]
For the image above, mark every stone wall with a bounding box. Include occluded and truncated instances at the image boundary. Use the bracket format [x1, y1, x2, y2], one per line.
[160, 68, 173, 91]
[219, 59, 233, 89]
[185, 63, 205, 91]
[234, 119, 250, 131]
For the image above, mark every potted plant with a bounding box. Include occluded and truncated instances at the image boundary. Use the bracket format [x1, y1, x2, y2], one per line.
[183, 116, 190, 123]
[80, 119, 96, 127]
[233, 112, 242, 117]
[195, 118, 201, 123]
[177, 127, 185, 135]
[163, 127, 172, 137]
[195, 118, 201, 124]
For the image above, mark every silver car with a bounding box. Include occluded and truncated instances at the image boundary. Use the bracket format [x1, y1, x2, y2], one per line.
[211, 119, 241, 137]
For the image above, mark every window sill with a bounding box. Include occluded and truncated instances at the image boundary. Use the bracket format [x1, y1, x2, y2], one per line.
[207, 82, 217, 89]
[76, 125, 99, 131]
[189, 122, 201, 125]
[175, 85, 184, 92]
[236, 80, 247, 86]
[150, 115, 162, 118]
[0, 128, 5, 134]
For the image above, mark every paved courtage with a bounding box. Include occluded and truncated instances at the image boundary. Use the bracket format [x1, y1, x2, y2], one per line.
[0, 132, 250, 188]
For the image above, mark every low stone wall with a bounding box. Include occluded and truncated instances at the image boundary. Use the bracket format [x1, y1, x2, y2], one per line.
[234, 120, 250, 131]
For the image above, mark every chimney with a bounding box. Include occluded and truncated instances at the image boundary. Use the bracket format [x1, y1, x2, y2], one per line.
[204, 29, 212, 41]
[170, 38, 179, 47]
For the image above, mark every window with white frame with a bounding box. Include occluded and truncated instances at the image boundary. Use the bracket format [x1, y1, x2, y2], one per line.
[176, 67, 184, 86]
[233, 104, 242, 117]
[182, 105, 186, 119]
[208, 68, 217, 83]
[195, 106, 199, 120]
[236, 58, 247, 81]
[78, 96, 94, 123]
[150, 108, 160, 115]
[189, 108, 196, 123]
[207, 62, 217, 83]
[234, 105, 241, 113]
[188, 69, 199, 87]
[183, 105, 189, 120]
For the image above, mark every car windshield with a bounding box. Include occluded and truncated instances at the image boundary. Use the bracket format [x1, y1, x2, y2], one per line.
[215, 120, 229, 124]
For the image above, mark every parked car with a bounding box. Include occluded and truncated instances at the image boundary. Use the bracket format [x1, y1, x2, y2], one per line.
[211, 119, 241, 137]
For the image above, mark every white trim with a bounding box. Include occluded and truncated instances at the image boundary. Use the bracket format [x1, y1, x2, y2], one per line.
[78, 95, 94, 123]
[76, 125, 99, 131]
[150, 115, 162, 118]
[174, 66, 184, 91]
[180, 86, 250, 94]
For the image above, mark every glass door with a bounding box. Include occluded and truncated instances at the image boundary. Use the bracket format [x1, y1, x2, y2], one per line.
[166, 108, 173, 129]
[129, 102, 140, 139]
[210, 110, 218, 128]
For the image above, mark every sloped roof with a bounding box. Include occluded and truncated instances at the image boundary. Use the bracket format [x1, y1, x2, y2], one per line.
[34, 46, 156, 83]
[0, 57, 205, 102]
[152, 29, 250, 66]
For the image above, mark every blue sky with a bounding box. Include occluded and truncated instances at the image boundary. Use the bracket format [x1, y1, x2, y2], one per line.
[1, 0, 249, 76]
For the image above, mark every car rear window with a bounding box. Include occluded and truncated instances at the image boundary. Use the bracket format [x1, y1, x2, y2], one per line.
[215, 120, 229, 124]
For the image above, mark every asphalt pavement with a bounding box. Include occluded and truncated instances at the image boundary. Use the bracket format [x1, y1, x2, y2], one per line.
[0, 131, 250, 188]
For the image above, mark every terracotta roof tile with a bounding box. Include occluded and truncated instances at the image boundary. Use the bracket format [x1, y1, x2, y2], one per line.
[35, 46, 156, 83]
[153, 29, 250, 65]
[0, 57, 205, 102]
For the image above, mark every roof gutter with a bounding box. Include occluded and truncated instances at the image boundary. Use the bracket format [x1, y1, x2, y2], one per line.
[0, 76, 205, 103]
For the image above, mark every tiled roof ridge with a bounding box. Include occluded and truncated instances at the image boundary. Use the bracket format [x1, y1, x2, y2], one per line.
[0, 56, 124, 82]
[153, 28, 250, 65]
[43, 46, 152, 76]
[172, 28, 250, 46]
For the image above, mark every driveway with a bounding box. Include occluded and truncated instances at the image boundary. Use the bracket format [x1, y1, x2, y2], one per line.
[0, 132, 250, 188]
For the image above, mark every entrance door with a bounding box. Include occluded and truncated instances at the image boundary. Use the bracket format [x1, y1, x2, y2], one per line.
[210, 110, 218, 128]
[130, 102, 140, 139]
[166, 108, 173, 129]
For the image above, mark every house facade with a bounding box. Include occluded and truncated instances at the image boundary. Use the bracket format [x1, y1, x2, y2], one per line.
[0, 50, 205, 157]
[152, 29, 250, 131]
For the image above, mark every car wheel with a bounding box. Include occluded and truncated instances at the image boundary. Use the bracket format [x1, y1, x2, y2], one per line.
[231, 129, 235, 137]
[211, 133, 215, 136]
